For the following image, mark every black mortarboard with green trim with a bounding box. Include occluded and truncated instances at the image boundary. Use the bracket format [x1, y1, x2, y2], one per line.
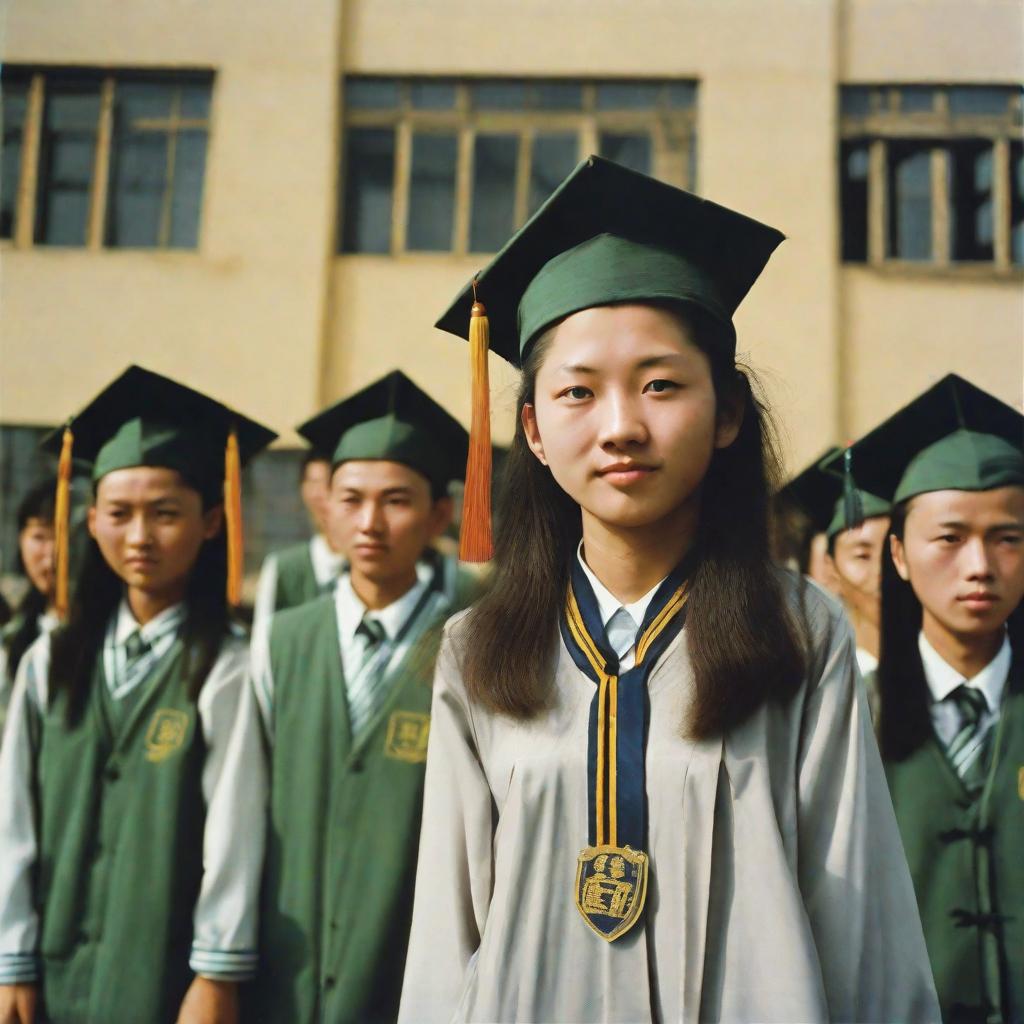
[297, 370, 468, 492]
[779, 447, 891, 540]
[435, 155, 785, 367]
[837, 374, 1024, 506]
[40, 364, 276, 498]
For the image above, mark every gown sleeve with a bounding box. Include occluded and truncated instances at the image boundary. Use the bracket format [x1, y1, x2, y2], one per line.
[796, 594, 940, 1023]
[398, 623, 496, 1024]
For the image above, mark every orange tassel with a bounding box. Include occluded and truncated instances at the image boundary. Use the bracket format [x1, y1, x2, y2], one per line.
[53, 425, 74, 618]
[224, 428, 244, 607]
[460, 282, 494, 562]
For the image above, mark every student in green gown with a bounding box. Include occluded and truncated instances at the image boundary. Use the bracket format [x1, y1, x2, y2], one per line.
[252, 446, 344, 630]
[248, 370, 481, 1024]
[0, 481, 59, 739]
[844, 373, 1024, 1024]
[0, 366, 274, 1024]
[778, 450, 892, 723]
[398, 157, 938, 1023]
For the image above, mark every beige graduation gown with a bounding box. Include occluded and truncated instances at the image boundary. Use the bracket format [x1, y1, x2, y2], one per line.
[398, 577, 940, 1024]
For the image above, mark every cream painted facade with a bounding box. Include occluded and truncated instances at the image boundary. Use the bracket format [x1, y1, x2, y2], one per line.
[1, 0, 1021, 473]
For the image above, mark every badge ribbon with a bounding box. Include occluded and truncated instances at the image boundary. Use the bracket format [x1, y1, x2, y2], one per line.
[560, 555, 691, 942]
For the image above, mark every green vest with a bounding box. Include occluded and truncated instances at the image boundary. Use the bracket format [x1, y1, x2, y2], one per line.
[273, 541, 322, 612]
[885, 663, 1024, 1024]
[36, 640, 207, 1024]
[251, 570, 476, 1024]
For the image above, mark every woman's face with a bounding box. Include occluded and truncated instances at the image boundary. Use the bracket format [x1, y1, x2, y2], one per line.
[88, 467, 222, 600]
[522, 304, 740, 531]
[19, 516, 55, 597]
[891, 486, 1024, 641]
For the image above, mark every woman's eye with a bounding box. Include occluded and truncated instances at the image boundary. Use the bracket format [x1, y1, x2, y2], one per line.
[561, 386, 592, 401]
[643, 379, 678, 394]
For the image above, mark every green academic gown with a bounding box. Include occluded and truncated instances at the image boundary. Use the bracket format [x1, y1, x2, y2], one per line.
[251, 568, 479, 1024]
[272, 541, 322, 611]
[886, 659, 1024, 1024]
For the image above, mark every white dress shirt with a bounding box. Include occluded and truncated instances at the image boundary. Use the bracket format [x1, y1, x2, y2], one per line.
[576, 542, 667, 672]
[919, 630, 1010, 748]
[0, 606, 266, 984]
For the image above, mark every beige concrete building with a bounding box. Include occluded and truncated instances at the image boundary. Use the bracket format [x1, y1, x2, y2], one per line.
[1, 0, 1021, 556]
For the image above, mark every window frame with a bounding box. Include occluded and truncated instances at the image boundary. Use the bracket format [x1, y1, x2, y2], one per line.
[339, 77, 698, 257]
[838, 84, 1023, 274]
[1, 66, 214, 252]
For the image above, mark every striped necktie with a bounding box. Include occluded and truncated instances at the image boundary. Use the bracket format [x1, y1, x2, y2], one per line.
[346, 616, 388, 738]
[946, 685, 991, 793]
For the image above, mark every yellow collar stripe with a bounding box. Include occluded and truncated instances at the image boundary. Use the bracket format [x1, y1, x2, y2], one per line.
[566, 589, 607, 678]
[636, 586, 687, 665]
[595, 672, 609, 845]
[608, 673, 618, 847]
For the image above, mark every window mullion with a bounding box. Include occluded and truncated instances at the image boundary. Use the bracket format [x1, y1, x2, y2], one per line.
[15, 72, 46, 248]
[392, 119, 412, 255]
[87, 75, 116, 251]
[931, 144, 950, 265]
[158, 88, 182, 248]
[868, 138, 887, 264]
[514, 129, 532, 228]
[453, 123, 473, 256]
[992, 136, 1011, 268]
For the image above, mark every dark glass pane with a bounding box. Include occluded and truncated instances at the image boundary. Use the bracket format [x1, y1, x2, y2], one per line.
[410, 81, 457, 109]
[898, 87, 936, 113]
[407, 132, 457, 251]
[949, 140, 994, 262]
[340, 127, 395, 253]
[1011, 141, 1024, 265]
[887, 142, 933, 261]
[472, 81, 527, 110]
[949, 86, 1011, 117]
[180, 80, 212, 119]
[529, 133, 577, 214]
[169, 129, 208, 248]
[595, 82, 661, 110]
[1, 80, 29, 239]
[840, 141, 869, 262]
[599, 132, 651, 175]
[840, 86, 872, 116]
[117, 80, 173, 121]
[665, 81, 697, 109]
[36, 80, 100, 246]
[346, 78, 400, 110]
[534, 82, 583, 110]
[470, 133, 517, 252]
[106, 131, 168, 247]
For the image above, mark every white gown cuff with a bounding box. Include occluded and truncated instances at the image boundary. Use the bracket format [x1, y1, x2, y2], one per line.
[0, 951, 39, 984]
[188, 944, 258, 982]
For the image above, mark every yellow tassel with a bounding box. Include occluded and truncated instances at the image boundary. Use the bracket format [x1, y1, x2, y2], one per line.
[53, 425, 74, 619]
[460, 281, 493, 562]
[224, 428, 244, 607]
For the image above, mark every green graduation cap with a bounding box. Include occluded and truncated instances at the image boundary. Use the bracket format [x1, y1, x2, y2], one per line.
[779, 447, 891, 541]
[841, 374, 1024, 506]
[40, 364, 277, 609]
[297, 370, 468, 495]
[436, 155, 785, 365]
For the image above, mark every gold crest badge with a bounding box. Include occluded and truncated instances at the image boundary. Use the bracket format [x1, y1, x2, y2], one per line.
[575, 844, 648, 942]
[145, 709, 191, 763]
[384, 711, 430, 763]
[1018, 766, 1024, 801]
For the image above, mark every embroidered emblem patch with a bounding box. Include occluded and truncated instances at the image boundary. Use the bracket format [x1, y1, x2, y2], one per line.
[575, 844, 648, 942]
[144, 709, 191, 763]
[384, 711, 430, 763]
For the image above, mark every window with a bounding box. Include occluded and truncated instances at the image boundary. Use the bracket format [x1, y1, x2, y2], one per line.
[839, 84, 1023, 269]
[340, 77, 698, 255]
[1, 67, 213, 250]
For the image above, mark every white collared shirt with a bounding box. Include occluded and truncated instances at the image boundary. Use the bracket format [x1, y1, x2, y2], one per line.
[576, 541, 666, 672]
[310, 533, 346, 590]
[104, 599, 186, 701]
[919, 631, 1010, 747]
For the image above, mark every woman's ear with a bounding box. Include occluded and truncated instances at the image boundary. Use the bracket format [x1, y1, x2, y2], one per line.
[713, 374, 745, 450]
[890, 532, 911, 582]
[521, 404, 549, 466]
[202, 504, 224, 541]
[87, 505, 98, 540]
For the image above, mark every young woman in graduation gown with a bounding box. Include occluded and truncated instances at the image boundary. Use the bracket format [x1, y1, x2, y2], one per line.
[0, 367, 273, 1024]
[397, 157, 940, 1024]
[849, 375, 1024, 1024]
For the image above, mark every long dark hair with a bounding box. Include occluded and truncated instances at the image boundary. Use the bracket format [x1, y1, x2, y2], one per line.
[48, 473, 231, 724]
[463, 305, 807, 739]
[877, 501, 1024, 761]
[4, 481, 57, 682]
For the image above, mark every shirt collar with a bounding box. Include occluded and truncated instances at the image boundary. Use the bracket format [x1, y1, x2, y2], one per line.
[310, 533, 345, 587]
[576, 540, 665, 630]
[335, 559, 434, 644]
[113, 597, 187, 646]
[918, 630, 1011, 712]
